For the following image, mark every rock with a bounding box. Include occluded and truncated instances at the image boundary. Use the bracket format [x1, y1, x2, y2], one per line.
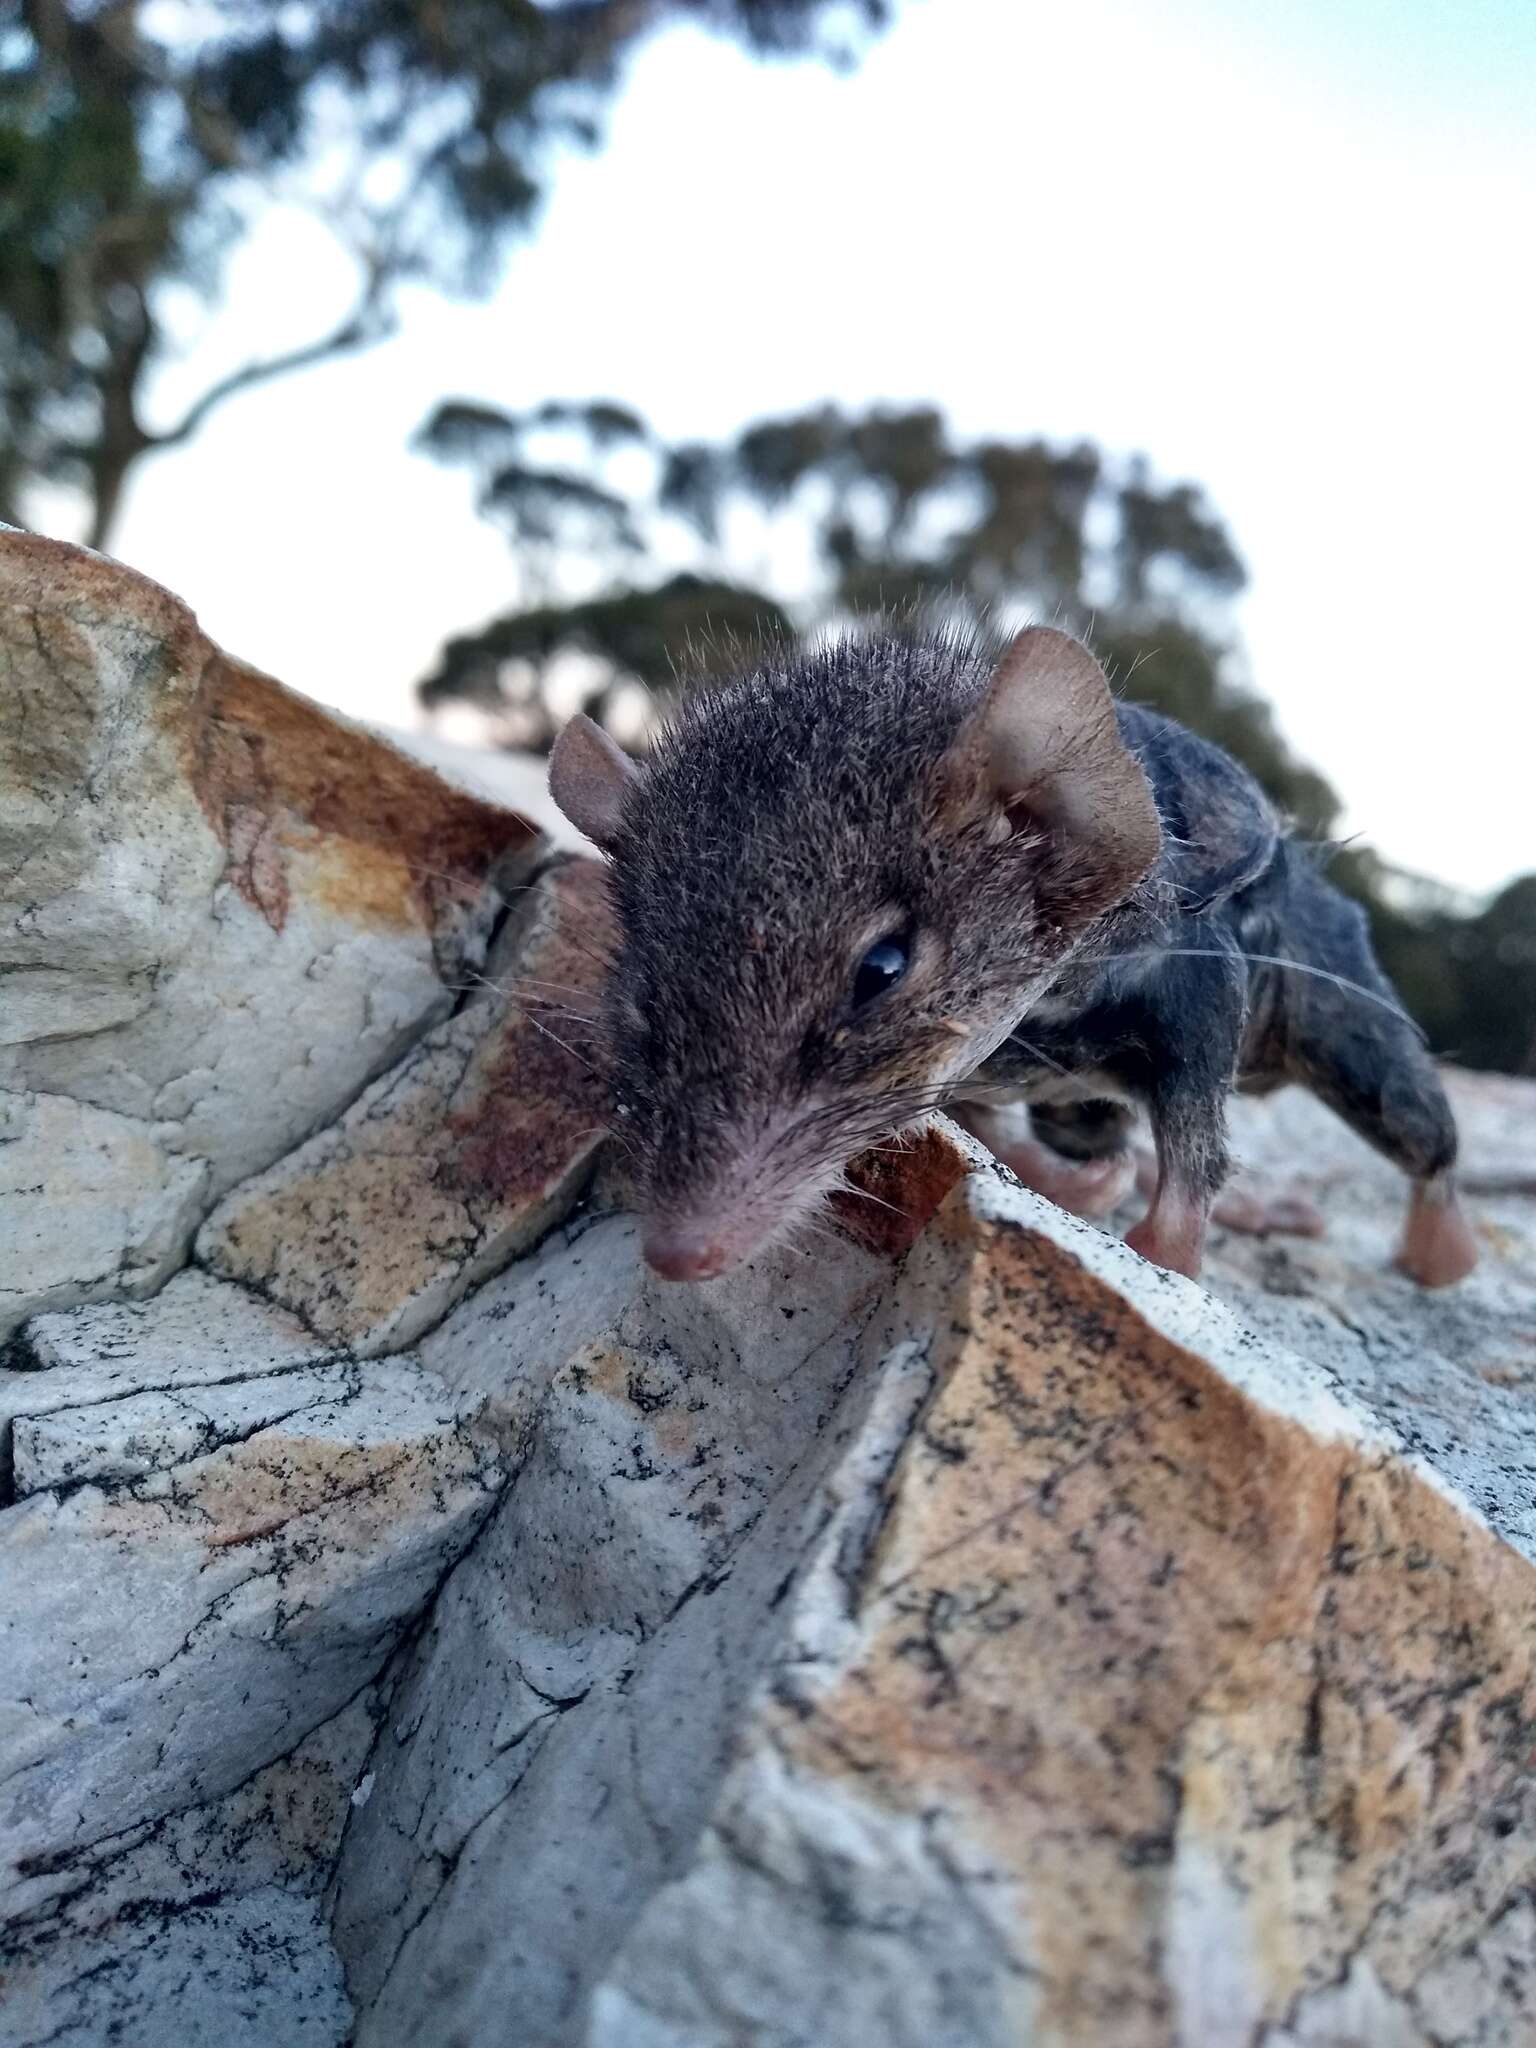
[0, 1091, 208, 1343]
[0, 1693, 376, 2048]
[7, 536, 1536, 2045]
[374, 725, 598, 855]
[583, 1166, 1536, 2048]
[11, 1360, 362, 1497]
[1, 1268, 334, 1485]
[1200, 1071, 1536, 1566]
[196, 858, 612, 1355]
[0, 1333, 499, 1926]
[328, 1210, 901, 2040]
[6, 1886, 351, 2048]
[0, 527, 541, 1334]
[318, 1103, 1536, 2048]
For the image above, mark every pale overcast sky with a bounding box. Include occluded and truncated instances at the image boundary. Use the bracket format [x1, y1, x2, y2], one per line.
[82, 0, 1536, 895]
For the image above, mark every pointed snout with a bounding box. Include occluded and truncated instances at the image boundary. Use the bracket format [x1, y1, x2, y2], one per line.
[641, 1220, 734, 1283]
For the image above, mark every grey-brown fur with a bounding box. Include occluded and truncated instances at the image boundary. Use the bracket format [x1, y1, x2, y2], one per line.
[603, 627, 1128, 1216]
[575, 624, 1468, 1281]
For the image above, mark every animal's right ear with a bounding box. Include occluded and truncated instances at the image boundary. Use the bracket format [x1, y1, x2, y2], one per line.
[939, 627, 1162, 918]
[548, 715, 640, 854]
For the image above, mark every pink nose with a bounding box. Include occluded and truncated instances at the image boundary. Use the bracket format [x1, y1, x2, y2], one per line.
[642, 1223, 731, 1282]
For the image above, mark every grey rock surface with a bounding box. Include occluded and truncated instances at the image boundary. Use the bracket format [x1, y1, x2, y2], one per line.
[1, 1267, 335, 1487]
[12, 1359, 367, 1497]
[196, 860, 611, 1356]
[0, 1341, 499, 1922]
[2, 1695, 377, 2046]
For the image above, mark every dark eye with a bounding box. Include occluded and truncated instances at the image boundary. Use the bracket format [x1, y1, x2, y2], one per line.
[851, 933, 910, 1010]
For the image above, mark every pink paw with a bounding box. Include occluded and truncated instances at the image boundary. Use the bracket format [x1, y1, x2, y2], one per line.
[1395, 1178, 1478, 1288]
[1124, 1207, 1206, 1279]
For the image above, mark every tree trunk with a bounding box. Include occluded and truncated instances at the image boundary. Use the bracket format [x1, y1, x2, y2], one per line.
[86, 451, 135, 553]
[84, 280, 155, 553]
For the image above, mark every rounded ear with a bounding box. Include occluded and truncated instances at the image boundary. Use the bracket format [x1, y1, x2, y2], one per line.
[946, 627, 1162, 916]
[548, 714, 641, 853]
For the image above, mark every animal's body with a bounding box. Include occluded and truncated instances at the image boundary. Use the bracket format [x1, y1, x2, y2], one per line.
[548, 625, 1476, 1289]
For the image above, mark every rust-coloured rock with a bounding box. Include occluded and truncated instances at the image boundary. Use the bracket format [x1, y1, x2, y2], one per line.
[185, 650, 538, 944]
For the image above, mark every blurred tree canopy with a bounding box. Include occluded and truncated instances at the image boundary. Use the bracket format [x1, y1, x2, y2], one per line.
[417, 396, 1534, 1074]
[415, 397, 1336, 821]
[0, 0, 887, 546]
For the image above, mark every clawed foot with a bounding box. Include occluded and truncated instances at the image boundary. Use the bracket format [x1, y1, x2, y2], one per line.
[1395, 1175, 1479, 1288]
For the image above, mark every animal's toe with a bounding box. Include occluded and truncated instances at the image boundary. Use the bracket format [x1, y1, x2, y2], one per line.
[1124, 1209, 1205, 1279]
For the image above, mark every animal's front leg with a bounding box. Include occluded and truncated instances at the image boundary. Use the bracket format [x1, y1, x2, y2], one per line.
[1123, 1090, 1230, 1278]
[1120, 941, 1248, 1280]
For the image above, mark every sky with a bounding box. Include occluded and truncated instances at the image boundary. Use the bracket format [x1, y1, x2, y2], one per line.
[86, 0, 1536, 896]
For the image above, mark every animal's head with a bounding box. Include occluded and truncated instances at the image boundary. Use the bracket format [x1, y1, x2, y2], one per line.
[549, 626, 1160, 1279]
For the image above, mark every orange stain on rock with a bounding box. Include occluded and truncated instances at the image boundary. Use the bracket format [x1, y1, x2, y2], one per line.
[766, 1208, 1536, 2039]
[298, 828, 419, 931]
[831, 1121, 975, 1261]
[185, 653, 539, 936]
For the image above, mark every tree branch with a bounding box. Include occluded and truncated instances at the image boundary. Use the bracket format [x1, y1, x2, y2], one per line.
[149, 288, 397, 453]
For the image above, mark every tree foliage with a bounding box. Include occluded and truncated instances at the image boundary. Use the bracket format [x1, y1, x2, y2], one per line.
[418, 395, 1535, 1074]
[418, 572, 794, 751]
[0, 0, 887, 544]
[415, 397, 1317, 811]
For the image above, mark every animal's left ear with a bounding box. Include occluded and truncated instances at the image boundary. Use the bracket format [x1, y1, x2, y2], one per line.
[548, 713, 641, 854]
[942, 628, 1162, 916]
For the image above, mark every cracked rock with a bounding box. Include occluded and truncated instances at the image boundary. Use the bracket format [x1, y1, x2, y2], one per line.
[324, 1099, 1536, 2048]
[0, 1693, 379, 2047]
[0, 1089, 209, 1336]
[196, 859, 612, 1355]
[0, 1346, 500, 1927]
[1, 1267, 334, 1487]
[0, 526, 541, 1335]
[11, 1360, 364, 1497]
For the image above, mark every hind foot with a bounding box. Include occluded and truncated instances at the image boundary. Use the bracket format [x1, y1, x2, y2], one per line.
[1395, 1173, 1478, 1288]
[956, 1107, 1136, 1219]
